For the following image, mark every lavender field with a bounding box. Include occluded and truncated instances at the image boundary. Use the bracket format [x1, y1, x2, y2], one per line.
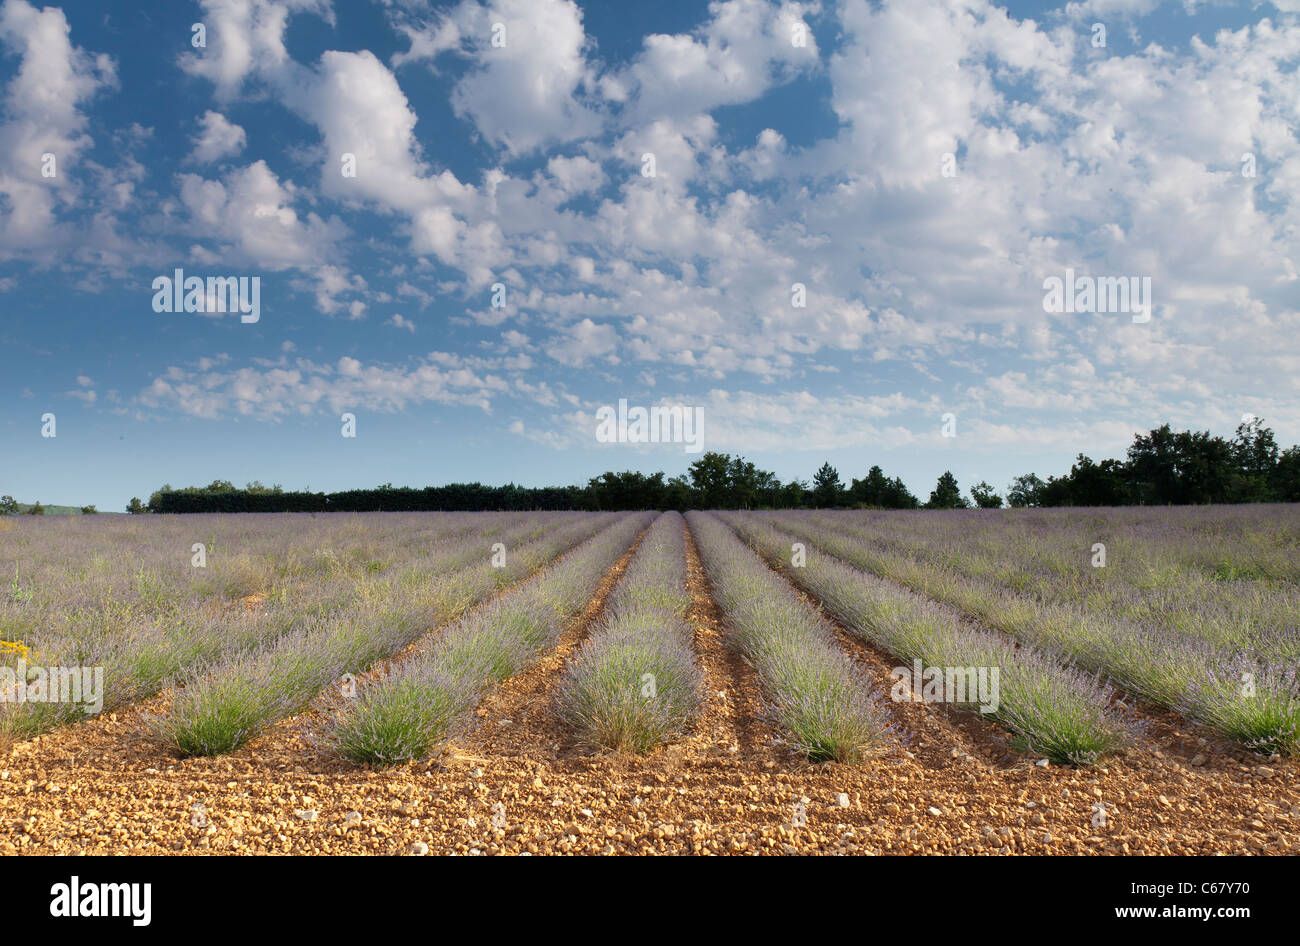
[0, 507, 1297, 856]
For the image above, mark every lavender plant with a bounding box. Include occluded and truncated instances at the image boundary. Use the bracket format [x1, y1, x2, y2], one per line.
[687, 512, 891, 763]
[760, 510, 1300, 756]
[721, 513, 1129, 765]
[803, 507, 1300, 656]
[0, 513, 515, 740]
[326, 513, 653, 765]
[557, 511, 704, 753]
[152, 514, 618, 755]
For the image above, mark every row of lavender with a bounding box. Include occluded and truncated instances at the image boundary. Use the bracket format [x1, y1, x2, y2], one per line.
[3, 513, 484, 738]
[716, 512, 1128, 764]
[328, 513, 653, 764]
[804, 508, 1300, 652]
[10, 504, 1290, 766]
[154, 513, 625, 755]
[687, 512, 892, 762]
[557, 511, 703, 753]
[0, 511, 536, 655]
[0, 513, 615, 744]
[756, 510, 1300, 756]
[858, 504, 1300, 583]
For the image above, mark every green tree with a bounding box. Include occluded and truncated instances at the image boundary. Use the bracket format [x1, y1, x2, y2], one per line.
[1231, 417, 1279, 502]
[1125, 424, 1181, 504]
[688, 452, 733, 508]
[126, 497, 147, 514]
[1006, 473, 1044, 508]
[753, 469, 781, 507]
[0, 495, 18, 516]
[1233, 416, 1278, 477]
[779, 479, 808, 508]
[1065, 455, 1129, 506]
[1176, 431, 1234, 504]
[727, 457, 764, 509]
[79, 505, 98, 514]
[662, 474, 695, 511]
[147, 483, 173, 513]
[1125, 425, 1234, 504]
[245, 481, 284, 494]
[27, 500, 45, 515]
[850, 465, 919, 509]
[970, 481, 1003, 509]
[926, 471, 969, 509]
[811, 462, 843, 508]
[586, 470, 665, 510]
[1273, 446, 1300, 502]
[1038, 474, 1074, 507]
[849, 465, 890, 506]
[884, 477, 919, 509]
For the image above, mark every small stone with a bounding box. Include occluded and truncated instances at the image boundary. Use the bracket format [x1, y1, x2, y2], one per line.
[1190, 754, 1207, 766]
[410, 842, 428, 856]
[836, 793, 850, 808]
[471, 768, 483, 778]
[294, 809, 318, 822]
[1035, 759, 1050, 767]
[927, 807, 943, 817]
[1256, 766, 1276, 777]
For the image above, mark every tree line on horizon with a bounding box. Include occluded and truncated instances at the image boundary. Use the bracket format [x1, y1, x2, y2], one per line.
[126, 418, 1300, 514]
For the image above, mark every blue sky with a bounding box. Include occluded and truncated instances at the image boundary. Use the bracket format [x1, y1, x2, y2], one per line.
[1, 0, 1297, 510]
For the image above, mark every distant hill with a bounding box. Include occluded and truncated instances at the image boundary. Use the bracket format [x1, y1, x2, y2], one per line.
[8, 503, 114, 516]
